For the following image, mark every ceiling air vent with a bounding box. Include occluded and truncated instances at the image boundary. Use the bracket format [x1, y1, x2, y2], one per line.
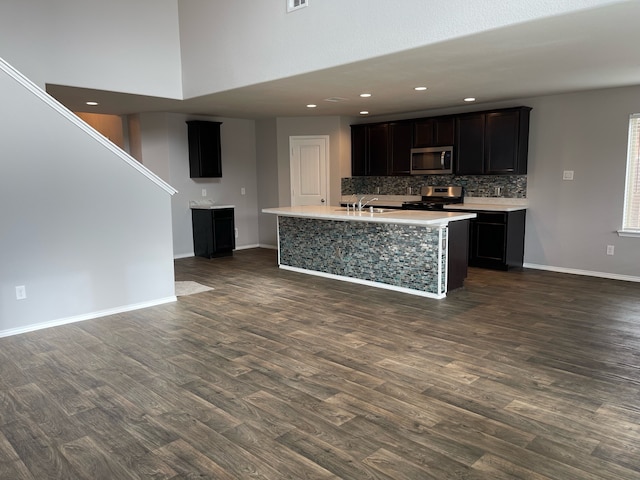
[287, 0, 308, 13]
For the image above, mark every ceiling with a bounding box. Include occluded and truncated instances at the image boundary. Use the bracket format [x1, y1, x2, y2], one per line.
[47, 2, 640, 121]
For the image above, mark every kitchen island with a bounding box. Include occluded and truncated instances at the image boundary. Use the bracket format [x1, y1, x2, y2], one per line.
[262, 206, 476, 299]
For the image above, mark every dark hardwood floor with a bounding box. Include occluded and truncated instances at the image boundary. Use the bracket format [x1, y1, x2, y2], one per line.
[1, 247, 640, 479]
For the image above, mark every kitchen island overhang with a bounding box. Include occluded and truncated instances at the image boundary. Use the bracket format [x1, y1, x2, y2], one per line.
[262, 206, 476, 299]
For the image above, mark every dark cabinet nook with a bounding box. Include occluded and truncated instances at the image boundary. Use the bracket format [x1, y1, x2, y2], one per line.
[192, 208, 235, 258]
[468, 210, 526, 270]
[186, 120, 222, 178]
[455, 107, 531, 175]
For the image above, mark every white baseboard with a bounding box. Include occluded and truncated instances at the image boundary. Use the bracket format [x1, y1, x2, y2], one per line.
[279, 265, 446, 299]
[523, 263, 640, 283]
[0, 296, 177, 339]
[235, 244, 260, 251]
[174, 244, 274, 259]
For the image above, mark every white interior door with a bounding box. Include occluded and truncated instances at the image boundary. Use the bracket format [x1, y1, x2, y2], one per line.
[290, 136, 329, 206]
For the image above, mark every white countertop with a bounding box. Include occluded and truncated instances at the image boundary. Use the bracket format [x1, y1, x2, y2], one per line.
[340, 194, 421, 208]
[339, 195, 528, 212]
[451, 197, 528, 211]
[445, 203, 527, 212]
[262, 205, 476, 226]
[189, 200, 235, 210]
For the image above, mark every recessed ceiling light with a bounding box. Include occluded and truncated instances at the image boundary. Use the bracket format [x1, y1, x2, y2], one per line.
[360, 111, 369, 115]
[86, 101, 99, 106]
[464, 97, 476, 102]
[414, 87, 427, 91]
[360, 93, 372, 98]
[306, 104, 317, 108]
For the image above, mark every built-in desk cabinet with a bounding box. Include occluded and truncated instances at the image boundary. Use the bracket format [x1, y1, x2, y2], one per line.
[192, 207, 235, 258]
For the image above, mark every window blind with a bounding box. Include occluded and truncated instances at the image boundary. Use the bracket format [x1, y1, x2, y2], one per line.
[623, 114, 640, 231]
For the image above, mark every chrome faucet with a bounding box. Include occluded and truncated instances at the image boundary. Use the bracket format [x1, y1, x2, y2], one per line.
[358, 196, 378, 211]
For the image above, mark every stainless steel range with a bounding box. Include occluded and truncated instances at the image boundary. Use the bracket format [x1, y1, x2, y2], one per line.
[402, 186, 463, 210]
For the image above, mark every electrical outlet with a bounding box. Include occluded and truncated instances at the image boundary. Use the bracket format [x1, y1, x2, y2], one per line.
[234, 228, 239, 239]
[563, 170, 574, 180]
[201, 189, 207, 197]
[15, 285, 26, 300]
[606, 245, 615, 255]
[241, 187, 246, 195]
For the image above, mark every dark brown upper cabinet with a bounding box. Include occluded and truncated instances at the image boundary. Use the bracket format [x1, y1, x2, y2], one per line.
[186, 120, 222, 178]
[389, 122, 413, 175]
[367, 123, 390, 176]
[351, 122, 412, 176]
[413, 117, 455, 147]
[456, 107, 531, 175]
[455, 113, 486, 175]
[351, 123, 389, 176]
[351, 106, 531, 176]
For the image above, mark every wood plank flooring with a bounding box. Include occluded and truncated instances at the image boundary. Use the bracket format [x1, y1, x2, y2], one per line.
[1, 247, 640, 479]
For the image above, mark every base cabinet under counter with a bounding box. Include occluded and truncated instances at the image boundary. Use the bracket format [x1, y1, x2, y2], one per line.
[191, 207, 235, 258]
[467, 210, 526, 270]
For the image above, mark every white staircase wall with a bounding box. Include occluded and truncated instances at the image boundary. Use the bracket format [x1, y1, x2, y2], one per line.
[0, 59, 177, 337]
[0, 0, 182, 98]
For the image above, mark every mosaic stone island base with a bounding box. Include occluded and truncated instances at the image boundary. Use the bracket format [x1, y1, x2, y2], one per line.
[277, 216, 448, 298]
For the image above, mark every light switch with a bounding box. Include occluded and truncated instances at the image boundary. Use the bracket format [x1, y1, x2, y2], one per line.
[241, 187, 246, 195]
[563, 170, 574, 181]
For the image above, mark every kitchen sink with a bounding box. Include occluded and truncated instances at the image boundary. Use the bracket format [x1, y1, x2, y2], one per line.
[334, 207, 398, 214]
[370, 208, 398, 213]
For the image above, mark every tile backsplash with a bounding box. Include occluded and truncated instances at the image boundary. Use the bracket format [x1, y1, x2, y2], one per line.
[341, 175, 527, 198]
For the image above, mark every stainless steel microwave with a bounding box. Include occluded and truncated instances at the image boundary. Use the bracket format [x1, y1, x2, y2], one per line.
[410, 146, 453, 175]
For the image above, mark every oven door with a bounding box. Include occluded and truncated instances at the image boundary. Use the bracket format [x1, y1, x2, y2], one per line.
[410, 147, 453, 174]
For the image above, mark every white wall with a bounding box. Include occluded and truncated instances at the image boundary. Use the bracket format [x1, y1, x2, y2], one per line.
[0, 64, 176, 336]
[0, 0, 183, 98]
[256, 119, 280, 247]
[257, 116, 352, 247]
[136, 113, 260, 257]
[275, 116, 346, 207]
[177, 0, 622, 98]
[523, 86, 640, 278]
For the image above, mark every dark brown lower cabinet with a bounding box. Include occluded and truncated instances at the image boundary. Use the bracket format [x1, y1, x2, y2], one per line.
[448, 219, 470, 291]
[192, 208, 235, 258]
[468, 210, 526, 270]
